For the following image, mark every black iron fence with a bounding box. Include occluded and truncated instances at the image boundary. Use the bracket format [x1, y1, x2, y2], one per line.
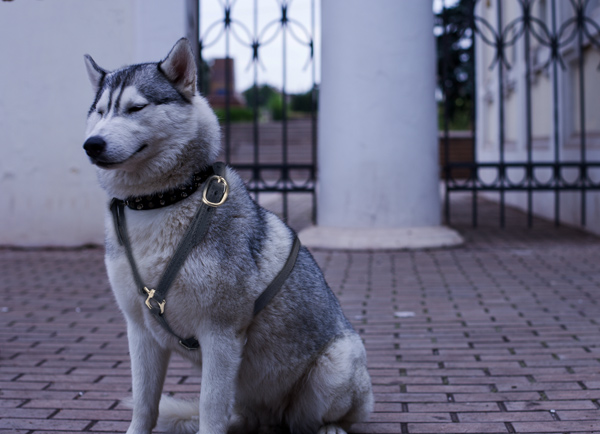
[194, 1, 600, 229]
[440, 0, 600, 227]
[193, 0, 317, 223]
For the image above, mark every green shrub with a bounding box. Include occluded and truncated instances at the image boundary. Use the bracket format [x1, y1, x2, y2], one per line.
[214, 107, 255, 123]
[242, 84, 278, 109]
[268, 93, 284, 121]
[290, 89, 318, 113]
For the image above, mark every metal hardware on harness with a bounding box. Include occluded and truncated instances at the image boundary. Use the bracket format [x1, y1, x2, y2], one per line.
[202, 175, 229, 207]
[143, 287, 165, 315]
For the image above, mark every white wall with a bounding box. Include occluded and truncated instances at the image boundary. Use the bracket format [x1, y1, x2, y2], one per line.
[0, 0, 186, 246]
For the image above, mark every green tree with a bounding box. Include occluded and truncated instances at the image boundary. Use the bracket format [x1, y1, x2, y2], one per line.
[290, 88, 318, 113]
[242, 84, 279, 110]
[436, 0, 475, 129]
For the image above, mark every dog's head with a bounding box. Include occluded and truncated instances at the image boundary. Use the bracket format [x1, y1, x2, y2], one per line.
[83, 39, 220, 196]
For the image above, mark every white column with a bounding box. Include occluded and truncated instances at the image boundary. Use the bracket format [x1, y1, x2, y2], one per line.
[300, 0, 462, 249]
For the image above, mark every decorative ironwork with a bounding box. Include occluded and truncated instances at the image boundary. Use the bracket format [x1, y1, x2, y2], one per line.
[197, 0, 317, 222]
[440, 0, 600, 227]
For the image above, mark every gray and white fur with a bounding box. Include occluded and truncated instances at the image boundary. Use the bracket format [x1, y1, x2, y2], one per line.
[83, 38, 373, 434]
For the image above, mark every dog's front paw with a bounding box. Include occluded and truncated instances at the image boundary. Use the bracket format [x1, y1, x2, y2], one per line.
[317, 424, 347, 434]
[125, 424, 152, 434]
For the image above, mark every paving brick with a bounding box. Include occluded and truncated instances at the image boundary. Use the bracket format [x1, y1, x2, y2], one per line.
[557, 410, 600, 421]
[0, 399, 26, 408]
[511, 420, 600, 432]
[406, 384, 492, 393]
[0, 380, 52, 391]
[23, 399, 117, 410]
[408, 402, 500, 412]
[407, 422, 509, 433]
[0, 418, 91, 431]
[451, 391, 542, 402]
[17, 374, 103, 383]
[53, 409, 131, 421]
[46, 381, 130, 392]
[374, 393, 448, 403]
[494, 381, 585, 392]
[369, 412, 452, 423]
[372, 376, 442, 385]
[504, 400, 598, 411]
[0, 408, 55, 419]
[545, 390, 600, 400]
[89, 420, 130, 432]
[458, 411, 555, 422]
[76, 391, 132, 400]
[0, 390, 81, 400]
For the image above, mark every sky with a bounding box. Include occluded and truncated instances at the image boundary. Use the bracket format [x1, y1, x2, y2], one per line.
[200, 0, 320, 94]
[432, 0, 460, 14]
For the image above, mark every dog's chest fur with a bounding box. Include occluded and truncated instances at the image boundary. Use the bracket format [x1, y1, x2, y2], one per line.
[102, 180, 293, 354]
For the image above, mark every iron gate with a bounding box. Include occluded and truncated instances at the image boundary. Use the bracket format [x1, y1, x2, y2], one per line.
[190, 0, 318, 223]
[440, 0, 600, 227]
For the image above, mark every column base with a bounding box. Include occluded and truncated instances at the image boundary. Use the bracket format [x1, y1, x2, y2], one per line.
[298, 226, 463, 250]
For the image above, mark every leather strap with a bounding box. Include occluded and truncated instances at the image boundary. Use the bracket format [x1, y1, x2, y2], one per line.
[253, 235, 301, 316]
[110, 162, 300, 351]
[153, 162, 227, 305]
[111, 199, 146, 295]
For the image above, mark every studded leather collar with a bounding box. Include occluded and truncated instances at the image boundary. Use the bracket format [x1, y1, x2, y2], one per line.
[121, 166, 215, 210]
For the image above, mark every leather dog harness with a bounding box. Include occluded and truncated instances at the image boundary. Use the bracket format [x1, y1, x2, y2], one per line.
[110, 162, 301, 350]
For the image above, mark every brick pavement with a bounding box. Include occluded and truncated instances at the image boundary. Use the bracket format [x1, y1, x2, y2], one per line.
[1, 195, 600, 433]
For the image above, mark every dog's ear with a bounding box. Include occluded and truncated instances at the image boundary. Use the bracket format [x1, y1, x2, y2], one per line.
[84, 54, 107, 92]
[159, 38, 197, 99]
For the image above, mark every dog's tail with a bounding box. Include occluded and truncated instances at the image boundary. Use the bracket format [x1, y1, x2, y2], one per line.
[122, 395, 199, 434]
[156, 395, 199, 434]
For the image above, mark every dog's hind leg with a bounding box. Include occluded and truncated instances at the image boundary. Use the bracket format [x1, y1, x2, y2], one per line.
[125, 321, 171, 434]
[287, 333, 373, 434]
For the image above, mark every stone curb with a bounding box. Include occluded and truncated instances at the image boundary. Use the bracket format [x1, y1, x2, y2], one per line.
[298, 225, 464, 250]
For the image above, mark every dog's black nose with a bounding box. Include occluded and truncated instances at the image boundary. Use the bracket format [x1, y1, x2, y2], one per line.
[83, 136, 106, 158]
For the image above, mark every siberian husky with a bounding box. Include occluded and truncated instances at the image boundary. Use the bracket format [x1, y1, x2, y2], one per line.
[82, 38, 373, 434]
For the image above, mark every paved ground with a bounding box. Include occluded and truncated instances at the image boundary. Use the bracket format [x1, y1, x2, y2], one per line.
[1, 195, 600, 433]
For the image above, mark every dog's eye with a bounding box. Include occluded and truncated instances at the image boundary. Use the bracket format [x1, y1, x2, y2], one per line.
[127, 104, 147, 114]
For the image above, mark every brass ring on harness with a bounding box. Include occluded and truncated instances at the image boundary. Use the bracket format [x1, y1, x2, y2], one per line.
[202, 175, 229, 207]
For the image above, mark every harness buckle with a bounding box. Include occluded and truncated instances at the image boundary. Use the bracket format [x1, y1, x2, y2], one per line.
[143, 287, 166, 315]
[202, 175, 229, 207]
